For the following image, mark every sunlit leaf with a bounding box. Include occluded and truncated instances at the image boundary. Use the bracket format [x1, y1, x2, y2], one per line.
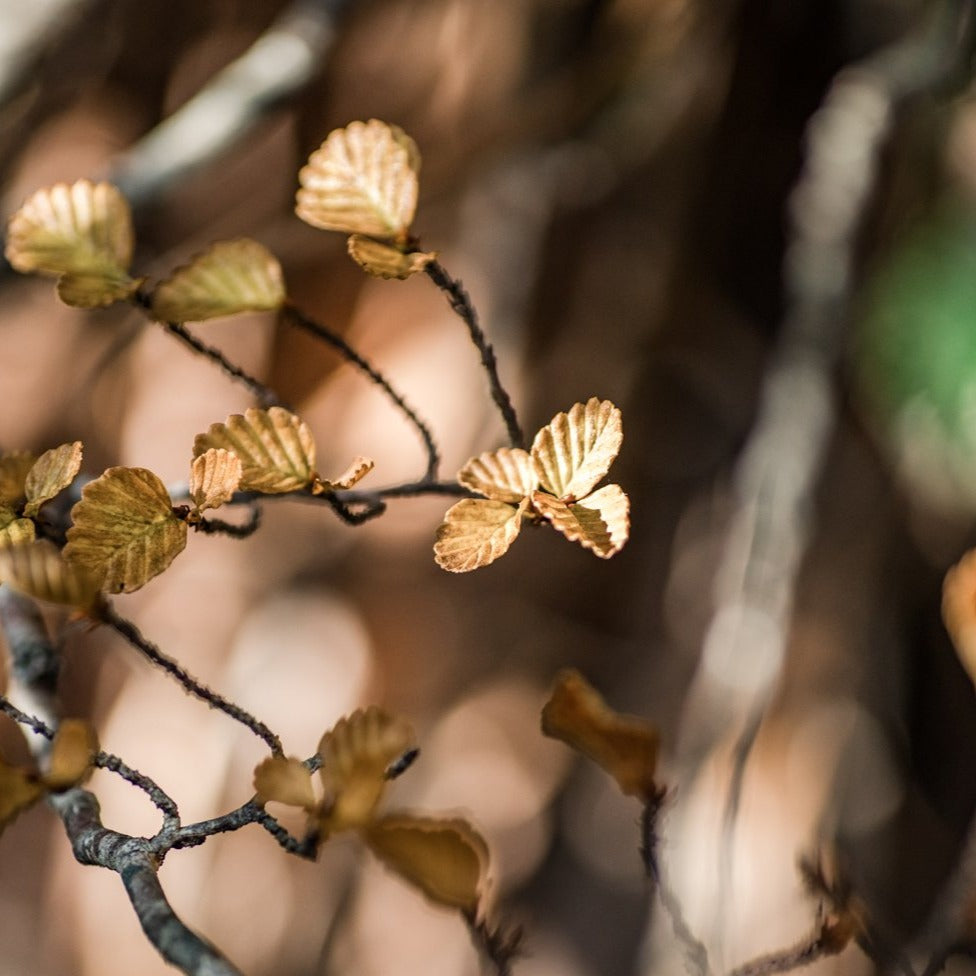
[346, 235, 436, 279]
[253, 755, 316, 811]
[458, 448, 538, 503]
[193, 407, 316, 494]
[317, 706, 417, 834]
[45, 719, 97, 791]
[541, 669, 658, 800]
[943, 548, 976, 687]
[189, 448, 243, 514]
[0, 452, 35, 506]
[531, 484, 629, 558]
[150, 238, 286, 323]
[5, 180, 137, 307]
[434, 498, 528, 573]
[364, 814, 488, 913]
[0, 506, 35, 547]
[311, 455, 375, 494]
[0, 540, 100, 610]
[23, 441, 83, 518]
[0, 757, 44, 836]
[64, 467, 187, 594]
[531, 398, 623, 500]
[296, 120, 420, 240]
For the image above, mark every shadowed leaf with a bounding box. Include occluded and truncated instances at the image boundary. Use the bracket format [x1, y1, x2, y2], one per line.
[531, 484, 629, 558]
[23, 441, 83, 517]
[189, 449, 243, 513]
[434, 498, 527, 572]
[46, 719, 97, 791]
[193, 407, 316, 494]
[0, 452, 35, 506]
[531, 398, 623, 500]
[64, 467, 187, 594]
[458, 448, 538, 503]
[296, 120, 420, 239]
[364, 814, 488, 913]
[0, 506, 35, 547]
[253, 756, 316, 811]
[347, 235, 435, 279]
[0, 540, 99, 610]
[0, 758, 44, 836]
[151, 239, 286, 322]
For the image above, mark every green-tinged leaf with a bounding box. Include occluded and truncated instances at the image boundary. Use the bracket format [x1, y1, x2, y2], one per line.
[458, 448, 538, 503]
[0, 452, 35, 506]
[253, 756, 316, 811]
[531, 398, 623, 500]
[310, 455, 374, 495]
[364, 814, 488, 913]
[296, 120, 420, 239]
[193, 407, 316, 494]
[434, 498, 527, 572]
[189, 448, 243, 514]
[542, 669, 659, 800]
[346, 235, 436, 279]
[64, 467, 187, 594]
[0, 758, 44, 836]
[56, 271, 140, 309]
[23, 441, 83, 518]
[0, 540, 99, 610]
[531, 484, 629, 558]
[317, 707, 417, 834]
[45, 719, 97, 791]
[151, 238, 286, 322]
[0, 506, 35, 547]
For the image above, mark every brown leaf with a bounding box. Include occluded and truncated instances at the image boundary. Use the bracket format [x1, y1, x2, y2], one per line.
[23, 441, 83, 518]
[0, 757, 44, 836]
[64, 467, 187, 594]
[0, 452, 35, 507]
[364, 814, 488, 913]
[531, 484, 629, 558]
[457, 448, 538, 503]
[311, 455, 374, 494]
[0, 506, 35, 547]
[189, 448, 243, 514]
[253, 756, 316, 811]
[944, 548, 976, 688]
[542, 669, 659, 800]
[531, 398, 623, 500]
[0, 540, 100, 610]
[434, 498, 528, 572]
[346, 235, 436, 279]
[45, 719, 97, 791]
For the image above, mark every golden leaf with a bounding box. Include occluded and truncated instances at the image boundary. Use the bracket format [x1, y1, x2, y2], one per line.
[531, 484, 629, 558]
[531, 398, 623, 500]
[23, 441, 83, 518]
[64, 467, 187, 594]
[364, 815, 488, 913]
[45, 719, 97, 791]
[311, 455, 375, 494]
[193, 407, 316, 494]
[0, 757, 44, 836]
[541, 669, 658, 800]
[458, 448, 539, 503]
[5, 180, 137, 308]
[317, 706, 417, 834]
[943, 548, 976, 687]
[253, 756, 316, 811]
[0, 507, 35, 547]
[189, 448, 243, 513]
[434, 498, 528, 573]
[346, 235, 436, 279]
[150, 238, 286, 322]
[0, 452, 35, 506]
[0, 540, 100, 610]
[296, 120, 420, 239]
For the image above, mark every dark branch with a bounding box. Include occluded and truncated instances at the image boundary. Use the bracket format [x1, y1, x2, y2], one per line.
[192, 505, 262, 538]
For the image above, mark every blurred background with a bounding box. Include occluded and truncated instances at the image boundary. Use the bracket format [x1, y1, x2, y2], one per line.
[2, 0, 976, 974]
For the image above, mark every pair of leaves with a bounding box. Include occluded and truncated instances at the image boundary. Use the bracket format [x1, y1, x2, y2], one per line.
[296, 120, 436, 279]
[6, 180, 285, 322]
[0, 719, 98, 837]
[0, 443, 83, 547]
[435, 398, 630, 572]
[254, 707, 488, 913]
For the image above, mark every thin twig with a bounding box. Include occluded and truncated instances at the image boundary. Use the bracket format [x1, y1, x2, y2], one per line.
[95, 752, 180, 827]
[0, 694, 54, 739]
[424, 259, 525, 449]
[192, 506, 262, 538]
[282, 303, 440, 480]
[99, 604, 283, 756]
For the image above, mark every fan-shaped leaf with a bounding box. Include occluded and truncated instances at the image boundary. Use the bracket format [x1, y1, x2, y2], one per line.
[364, 815, 488, 913]
[531, 484, 629, 558]
[23, 441, 83, 518]
[0, 452, 35, 506]
[6, 180, 137, 307]
[189, 448, 243, 514]
[434, 498, 527, 573]
[253, 756, 316, 811]
[531, 398, 623, 500]
[45, 719, 97, 791]
[542, 669, 658, 800]
[311, 455, 374, 494]
[0, 506, 35, 547]
[458, 448, 538, 503]
[64, 467, 187, 594]
[346, 235, 435, 279]
[296, 120, 420, 239]
[0, 540, 100, 610]
[193, 407, 316, 494]
[150, 238, 286, 323]
[317, 706, 417, 834]
[0, 759, 44, 836]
